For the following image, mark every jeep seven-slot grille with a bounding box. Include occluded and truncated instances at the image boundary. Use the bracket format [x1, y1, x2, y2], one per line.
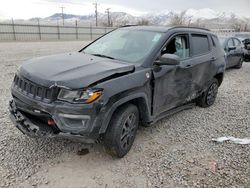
[13, 75, 57, 102]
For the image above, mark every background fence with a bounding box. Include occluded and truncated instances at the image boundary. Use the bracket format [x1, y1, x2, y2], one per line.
[0, 22, 116, 41]
[0, 21, 248, 42]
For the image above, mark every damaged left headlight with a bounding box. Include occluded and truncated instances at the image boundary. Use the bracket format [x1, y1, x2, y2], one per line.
[58, 88, 102, 103]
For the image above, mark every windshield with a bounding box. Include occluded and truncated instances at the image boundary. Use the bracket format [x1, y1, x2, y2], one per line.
[83, 29, 163, 63]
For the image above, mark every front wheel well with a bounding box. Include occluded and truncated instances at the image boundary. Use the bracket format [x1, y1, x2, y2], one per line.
[108, 97, 151, 128]
[129, 98, 151, 123]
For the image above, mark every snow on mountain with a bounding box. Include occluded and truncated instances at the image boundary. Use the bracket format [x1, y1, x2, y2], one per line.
[185, 8, 218, 19]
[24, 8, 250, 29]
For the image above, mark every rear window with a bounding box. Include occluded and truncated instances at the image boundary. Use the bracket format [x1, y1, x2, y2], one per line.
[228, 39, 234, 47]
[234, 38, 241, 46]
[192, 34, 210, 56]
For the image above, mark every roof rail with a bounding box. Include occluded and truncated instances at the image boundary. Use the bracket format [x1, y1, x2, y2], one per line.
[118, 25, 210, 32]
[120, 25, 139, 28]
[170, 26, 210, 31]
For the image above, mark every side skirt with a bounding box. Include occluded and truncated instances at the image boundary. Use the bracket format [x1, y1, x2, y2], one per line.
[150, 103, 195, 125]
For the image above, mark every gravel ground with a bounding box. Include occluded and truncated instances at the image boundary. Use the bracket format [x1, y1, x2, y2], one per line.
[0, 41, 249, 188]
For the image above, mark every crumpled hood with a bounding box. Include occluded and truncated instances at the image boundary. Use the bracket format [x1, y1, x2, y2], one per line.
[19, 52, 135, 89]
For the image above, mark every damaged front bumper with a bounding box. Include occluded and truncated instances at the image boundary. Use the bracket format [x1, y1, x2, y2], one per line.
[9, 93, 103, 143]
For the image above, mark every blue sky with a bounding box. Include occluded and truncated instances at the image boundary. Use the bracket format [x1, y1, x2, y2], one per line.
[0, 0, 249, 19]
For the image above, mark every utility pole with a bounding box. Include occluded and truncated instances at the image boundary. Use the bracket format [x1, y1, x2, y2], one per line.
[93, 2, 99, 27]
[11, 18, 16, 41]
[105, 8, 111, 27]
[245, 24, 248, 32]
[60, 6, 65, 26]
[37, 18, 41, 40]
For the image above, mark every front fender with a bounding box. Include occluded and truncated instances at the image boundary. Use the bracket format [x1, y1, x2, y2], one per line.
[98, 92, 151, 134]
[93, 67, 153, 134]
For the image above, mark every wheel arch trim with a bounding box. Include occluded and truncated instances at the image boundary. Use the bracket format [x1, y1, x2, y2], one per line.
[99, 93, 151, 134]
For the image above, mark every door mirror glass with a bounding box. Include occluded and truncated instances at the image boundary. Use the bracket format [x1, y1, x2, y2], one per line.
[156, 54, 180, 66]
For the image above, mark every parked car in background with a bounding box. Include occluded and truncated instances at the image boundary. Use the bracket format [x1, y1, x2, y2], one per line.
[235, 33, 250, 62]
[219, 37, 244, 69]
[9, 26, 226, 157]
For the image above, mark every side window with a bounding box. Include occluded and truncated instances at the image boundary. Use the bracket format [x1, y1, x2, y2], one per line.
[191, 34, 210, 56]
[228, 39, 234, 47]
[162, 35, 190, 59]
[234, 39, 241, 46]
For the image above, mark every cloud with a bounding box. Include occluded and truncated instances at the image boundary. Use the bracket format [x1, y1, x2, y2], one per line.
[44, 0, 250, 15]
[0, 10, 5, 19]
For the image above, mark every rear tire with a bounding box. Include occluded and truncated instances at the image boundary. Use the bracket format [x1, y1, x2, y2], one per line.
[104, 104, 139, 158]
[197, 78, 219, 108]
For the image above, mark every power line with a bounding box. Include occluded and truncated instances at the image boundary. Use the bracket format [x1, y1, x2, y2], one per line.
[105, 8, 111, 27]
[93, 2, 99, 27]
[60, 6, 65, 26]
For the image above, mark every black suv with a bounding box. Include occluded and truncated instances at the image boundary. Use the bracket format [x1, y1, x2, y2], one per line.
[9, 26, 226, 157]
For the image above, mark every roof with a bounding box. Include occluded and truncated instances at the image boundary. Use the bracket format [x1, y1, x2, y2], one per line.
[119, 25, 210, 33]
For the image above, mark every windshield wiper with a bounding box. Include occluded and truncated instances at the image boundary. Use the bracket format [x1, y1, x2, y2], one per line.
[91, 53, 115, 60]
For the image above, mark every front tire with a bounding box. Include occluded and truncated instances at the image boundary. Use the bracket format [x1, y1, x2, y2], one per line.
[104, 104, 139, 158]
[197, 78, 219, 108]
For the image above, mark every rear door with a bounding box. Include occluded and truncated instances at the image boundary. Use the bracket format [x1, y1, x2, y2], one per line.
[233, 38, 243, 65]
[189, 33, 215, 95]
[226, 38, 236, 68]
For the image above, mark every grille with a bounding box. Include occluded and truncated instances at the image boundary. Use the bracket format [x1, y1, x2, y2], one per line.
[13, 74, 58, 103]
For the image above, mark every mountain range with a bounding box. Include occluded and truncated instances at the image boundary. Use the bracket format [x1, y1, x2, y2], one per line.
[7, 8, 250, 30]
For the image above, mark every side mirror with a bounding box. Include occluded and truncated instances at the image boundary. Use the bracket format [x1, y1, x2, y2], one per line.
[155, 54, 180, 66]
[228, 46, 236, 51]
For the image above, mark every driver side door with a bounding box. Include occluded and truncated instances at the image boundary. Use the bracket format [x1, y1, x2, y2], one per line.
[152, 33, 193, 116]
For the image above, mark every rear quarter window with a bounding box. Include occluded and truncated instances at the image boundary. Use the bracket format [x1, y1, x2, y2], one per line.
[191, 34, 210, 56]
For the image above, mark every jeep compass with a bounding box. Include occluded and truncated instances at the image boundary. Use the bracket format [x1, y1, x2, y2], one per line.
[9, 26, 226, 157]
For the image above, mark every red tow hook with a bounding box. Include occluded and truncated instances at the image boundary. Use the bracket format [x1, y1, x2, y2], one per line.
[48, 118, 56, 126]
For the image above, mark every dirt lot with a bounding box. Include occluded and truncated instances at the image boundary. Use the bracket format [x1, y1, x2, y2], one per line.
[0, 41, 249, 188]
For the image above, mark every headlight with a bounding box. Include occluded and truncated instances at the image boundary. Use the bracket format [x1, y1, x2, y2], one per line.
[58, 89, 102, 103]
